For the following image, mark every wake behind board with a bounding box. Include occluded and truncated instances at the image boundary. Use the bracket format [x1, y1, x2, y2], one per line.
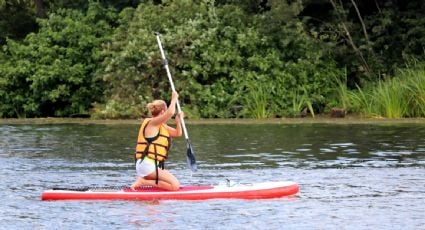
[41, 181, 299, 201]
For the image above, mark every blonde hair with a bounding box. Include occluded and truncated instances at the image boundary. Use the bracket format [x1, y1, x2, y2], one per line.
[147, 100, 167, 117]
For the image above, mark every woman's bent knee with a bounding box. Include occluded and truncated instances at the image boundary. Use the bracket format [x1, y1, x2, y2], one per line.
[170, 180, 180, 191]
[170, 184, 180, 191]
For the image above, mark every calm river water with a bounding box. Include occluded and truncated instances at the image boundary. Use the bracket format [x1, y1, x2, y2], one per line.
[0, 122, 424, 229]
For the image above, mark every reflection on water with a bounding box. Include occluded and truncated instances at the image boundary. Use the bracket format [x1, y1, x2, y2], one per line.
[1, 123, 424, 169]
[0, 123, 424, 229]
[192, 124, 425, 169]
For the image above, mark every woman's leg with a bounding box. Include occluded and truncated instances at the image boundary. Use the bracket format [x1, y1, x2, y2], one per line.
[131, 177, 149, 189]
[131, 168, 180, 191]
[145, 169, 180, 191]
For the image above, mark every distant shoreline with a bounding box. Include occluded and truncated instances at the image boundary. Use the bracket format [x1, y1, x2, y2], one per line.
[1, 116, 424, 125]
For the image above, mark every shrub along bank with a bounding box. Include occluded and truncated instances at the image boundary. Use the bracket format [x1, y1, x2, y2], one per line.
[0, 1, 424, 119]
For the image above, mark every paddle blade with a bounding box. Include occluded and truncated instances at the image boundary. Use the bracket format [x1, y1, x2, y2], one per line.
[186, 141, 197, 172]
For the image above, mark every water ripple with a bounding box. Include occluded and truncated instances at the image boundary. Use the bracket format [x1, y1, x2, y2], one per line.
[1, 123, 424, 229]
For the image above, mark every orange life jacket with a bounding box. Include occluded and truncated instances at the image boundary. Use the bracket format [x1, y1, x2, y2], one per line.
[135, 118, 171, 162]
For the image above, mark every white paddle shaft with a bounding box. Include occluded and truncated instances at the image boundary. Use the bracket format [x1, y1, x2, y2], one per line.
[155, 34, 190, 140]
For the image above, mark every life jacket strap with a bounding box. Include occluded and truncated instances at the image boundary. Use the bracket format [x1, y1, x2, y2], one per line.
[154, 145, 159, 185]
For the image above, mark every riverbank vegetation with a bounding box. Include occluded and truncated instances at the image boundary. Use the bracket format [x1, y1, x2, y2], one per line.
[336, 62, 425, 118]
[1, 0, 424, 119]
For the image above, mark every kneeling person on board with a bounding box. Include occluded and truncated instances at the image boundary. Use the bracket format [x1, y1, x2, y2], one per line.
[131, 91, 183, 191]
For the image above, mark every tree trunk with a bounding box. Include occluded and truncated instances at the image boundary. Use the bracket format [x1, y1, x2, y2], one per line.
[33, 0, 46, 18]
[329, 0, 371, 74]
[350, 0, 370, 46]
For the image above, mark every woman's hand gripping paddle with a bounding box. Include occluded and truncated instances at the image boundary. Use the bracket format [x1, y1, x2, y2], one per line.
[155, 32, 197, 172]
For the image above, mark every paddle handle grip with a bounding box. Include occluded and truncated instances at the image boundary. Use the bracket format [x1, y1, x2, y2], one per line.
[155, 33, 190, 140]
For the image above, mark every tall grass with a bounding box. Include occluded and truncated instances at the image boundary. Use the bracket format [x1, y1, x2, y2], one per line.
[347, 85, 375, 117]
[334, 70, 350, 111]
[346, 62, 425, 118]
[401, 66, 425, 117]
[290, 88, 304, 116]
[374, 79, 409, 118]
[289, 87, 315, 117]
[244, 82, 269, 119]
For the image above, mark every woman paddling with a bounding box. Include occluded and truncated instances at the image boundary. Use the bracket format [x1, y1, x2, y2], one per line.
[131, 91, 183, 191]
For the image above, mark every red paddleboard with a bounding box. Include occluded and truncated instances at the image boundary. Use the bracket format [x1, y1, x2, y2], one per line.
[41, 181, 299, 201]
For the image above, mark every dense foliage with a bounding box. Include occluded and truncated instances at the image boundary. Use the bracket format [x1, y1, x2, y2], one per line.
[0, 0, 424, 118]
[96, 1, 343, 118]
[0, 2, 116, 117]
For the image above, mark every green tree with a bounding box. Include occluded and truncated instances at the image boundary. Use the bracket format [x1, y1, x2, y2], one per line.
[96, 0, 343, 118]
[0, 0, 38, 44]
[301, 0, 425, 85]
[0, 2, 116, 117]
